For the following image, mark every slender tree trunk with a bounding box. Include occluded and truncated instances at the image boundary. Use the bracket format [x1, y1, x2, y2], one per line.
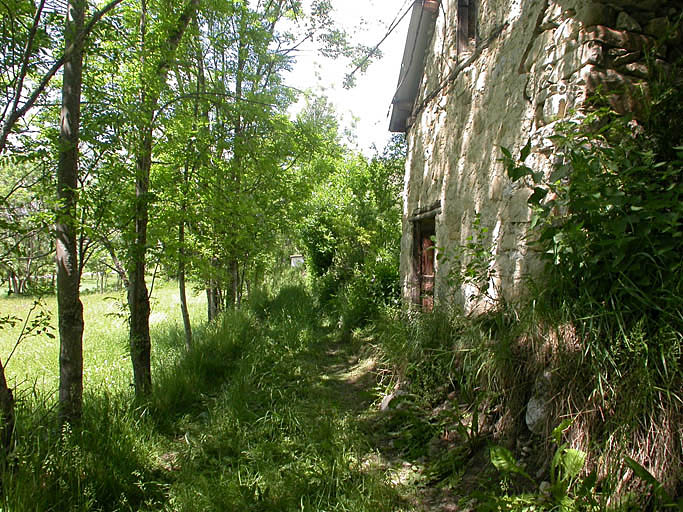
[206, 280, 220, 322]
[178, 218, 192, 350]
[206, 287, 214, 322]
[128, 131, 152, 395]
[128, 0, 198, 395]
[56, 0, 85, 423]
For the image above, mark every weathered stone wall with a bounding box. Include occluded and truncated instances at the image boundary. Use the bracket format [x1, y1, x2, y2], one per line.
[401, 0, 681, 311]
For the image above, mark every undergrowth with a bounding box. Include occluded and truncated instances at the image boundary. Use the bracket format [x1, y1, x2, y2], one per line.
[368, 297, 682, 511]
[0, 283, 406, 511]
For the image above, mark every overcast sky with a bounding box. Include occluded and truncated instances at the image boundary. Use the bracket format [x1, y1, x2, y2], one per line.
[284, 0, 412, 155]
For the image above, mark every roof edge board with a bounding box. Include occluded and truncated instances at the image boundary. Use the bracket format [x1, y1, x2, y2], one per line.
[389, 0, 440, 133]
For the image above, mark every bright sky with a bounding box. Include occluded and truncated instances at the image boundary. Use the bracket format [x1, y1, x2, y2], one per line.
[284, 0, 413, 155]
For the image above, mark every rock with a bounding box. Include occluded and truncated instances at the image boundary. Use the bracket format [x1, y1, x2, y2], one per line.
[616, 11, 642, 32]
[608, 48, 641, 67]
[526, 371, 553, 434]
[575, 3, 614, 27]
[539, 481, 552, 495]
[380, 390, 407, 411]
[525, 396, 547, 434]
[581, 25, 653, 52]
[622, 62, 649, 78]
[645, 17, 669, 38]
[536, 463, 548, 479]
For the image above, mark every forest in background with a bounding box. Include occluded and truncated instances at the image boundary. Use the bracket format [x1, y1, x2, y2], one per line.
[0, 0, 681, 510]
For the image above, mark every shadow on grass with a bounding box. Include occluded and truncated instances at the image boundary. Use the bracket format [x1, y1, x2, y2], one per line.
[0, 284, 420, 511]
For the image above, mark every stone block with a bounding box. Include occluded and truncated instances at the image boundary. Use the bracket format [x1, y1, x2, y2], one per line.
[540, 3, 564, 31]
[621, 62, 649, 79]
[575, 3, 615, 28]
[581, 25, 654, 52]
[616, 11, 642, 32]
[553, 19, 581, 48]
[542, 89, 569, 122]
[608, 48, 641, 66]
[645, 17, 669, 38]
[580, 64, 639, 93]
[531, 121, 561, 153]
[582, 40, 605, 66]
[508, 188, 533, 222]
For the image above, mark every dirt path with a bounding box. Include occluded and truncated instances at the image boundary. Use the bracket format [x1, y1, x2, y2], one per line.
[318, 340, 468, 512]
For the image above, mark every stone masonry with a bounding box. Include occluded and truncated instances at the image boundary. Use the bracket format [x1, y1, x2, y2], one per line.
[396, 0, 681, 311]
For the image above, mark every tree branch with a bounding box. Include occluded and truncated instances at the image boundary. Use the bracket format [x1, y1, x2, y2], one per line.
[0, 0, 124, 154]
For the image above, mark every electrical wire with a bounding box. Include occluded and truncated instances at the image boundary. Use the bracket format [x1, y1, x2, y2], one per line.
[392, 1, 425, 95]
[344, 0, 417, 84]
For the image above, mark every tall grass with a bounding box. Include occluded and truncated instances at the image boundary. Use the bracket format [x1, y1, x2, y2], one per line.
[368, 296, 682, 510]
[0, 281, 409, 511]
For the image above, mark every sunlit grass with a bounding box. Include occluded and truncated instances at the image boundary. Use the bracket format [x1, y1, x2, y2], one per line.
[0, 280, 206, 395]
[1, 280, 410, 511]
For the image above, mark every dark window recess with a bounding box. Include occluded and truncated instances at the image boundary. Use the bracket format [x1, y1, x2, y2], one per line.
[457, 0, 476, 54]
[415, 218, 436, 311]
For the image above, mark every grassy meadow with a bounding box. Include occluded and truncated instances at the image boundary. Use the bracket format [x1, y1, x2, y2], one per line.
[0, 281, 206, 395]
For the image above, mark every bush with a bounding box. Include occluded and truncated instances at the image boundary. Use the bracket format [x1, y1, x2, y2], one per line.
[504, 61, 683, 330]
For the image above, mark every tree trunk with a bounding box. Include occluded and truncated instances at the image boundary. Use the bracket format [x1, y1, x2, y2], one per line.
[128, 137, 152, 395]
[178, 219, 192, 350]
[206, 287, 214, 322]
[56, 0, 85, 423]
[128, 0, 197, 396]
[206, 283, 220, 323]
[0, 358, 14, 456]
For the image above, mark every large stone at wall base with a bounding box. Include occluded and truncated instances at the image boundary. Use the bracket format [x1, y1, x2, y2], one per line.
[525, 396, 547, 434]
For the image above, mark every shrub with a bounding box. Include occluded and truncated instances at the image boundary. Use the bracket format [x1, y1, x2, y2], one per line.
[502, 66, 683, 330]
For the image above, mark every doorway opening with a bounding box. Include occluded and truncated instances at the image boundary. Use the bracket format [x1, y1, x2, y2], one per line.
[414, 217, 436, 311]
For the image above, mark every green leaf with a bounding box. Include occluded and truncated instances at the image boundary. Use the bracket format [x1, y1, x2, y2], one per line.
[489, 445, 518, 472]
[577, 470, 598, 497]
[520, 138, 532, 162]
[549, 164, 571, 183]
[624, 456, 660, 488]
[561, 449, 586, 480]
[528, 187, 548, 205]
[489, 445, 533, 482]
[508, 165, 533, 182]
[552, 419, 572, 445]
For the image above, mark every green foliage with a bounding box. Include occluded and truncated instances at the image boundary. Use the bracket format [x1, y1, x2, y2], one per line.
[371, 295, 681, 510]
[501, 80, 683, 330]
[0, 159, 55, 296]
[624, 456, 682, 510]
[0, 282, 407, 510]
[500, 66, 683, 450]
[2, 393, 166, 512]
[489, 445, 534, 484]
[300, 136, 405, 331]
[488, 421, 600, 511]
[437, 212, 497, 304]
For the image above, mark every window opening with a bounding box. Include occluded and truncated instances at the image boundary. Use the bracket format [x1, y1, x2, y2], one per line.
[457, 0, 476, 54]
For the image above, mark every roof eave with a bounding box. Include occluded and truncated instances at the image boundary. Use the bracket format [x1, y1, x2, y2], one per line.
[389, 0, 440, 133]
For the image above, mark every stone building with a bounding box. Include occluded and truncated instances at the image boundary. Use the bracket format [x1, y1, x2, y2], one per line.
[390, 0, 681, 311]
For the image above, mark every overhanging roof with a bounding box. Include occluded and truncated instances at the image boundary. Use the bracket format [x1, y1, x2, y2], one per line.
[389, 1, 440, 133]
